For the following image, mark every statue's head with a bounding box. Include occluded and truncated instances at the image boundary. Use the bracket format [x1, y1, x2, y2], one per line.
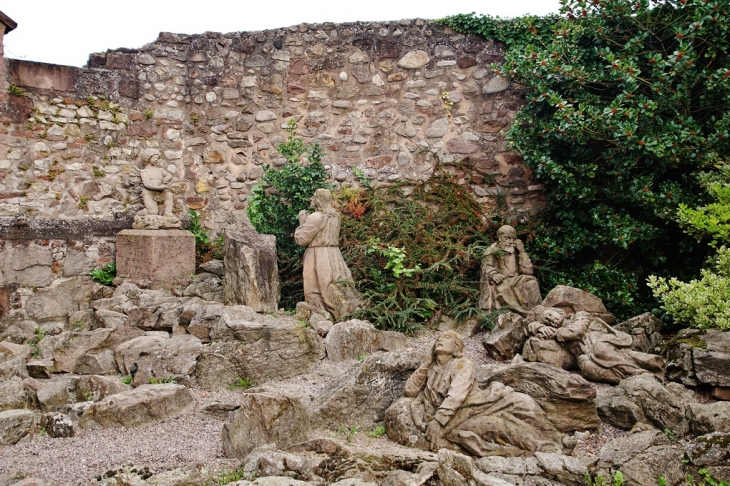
[542, 308, 567, 328]
[433, 330, 464, 359]
[497, 225, 517, 253]
[312, 188, 333, 211]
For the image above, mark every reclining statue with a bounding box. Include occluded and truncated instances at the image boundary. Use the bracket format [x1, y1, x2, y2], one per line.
[479, 225, 541, 314]
[385, 330, 565, 457]
[525, 309, 665, 385]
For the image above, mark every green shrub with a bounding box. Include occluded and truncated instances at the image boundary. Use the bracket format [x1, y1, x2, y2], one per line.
[247, 119, 331, 308]
[648, 247, 730, 330]
[341, 173, 497, 333]
[443, 0, 730, 319]
[187, 210, 223, 267]
[91, 263, 116, 286]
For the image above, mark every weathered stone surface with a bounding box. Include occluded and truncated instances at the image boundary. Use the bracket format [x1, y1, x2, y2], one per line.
[40, 412, 74, 438]
[43, 327, 144, 374]
[223, 224, 280, 313]
[183, 273, 223, 302]
[0, 409, 35, 445]
[685, 432, 730, 467]
[0, 246, 53, 287]
[541, 285, 616, 325]
[597, 431, 684, 486]
[311, 352, 420, 429]
[0, 376, 35, 411]
[25, 277, 99, 323]
[79, 384, 195, 429]
[37, 375, 130, 412]
[116, 230, 195, 288]
[483, 362, 600, 432]
[397, 51, 430, 69]
[324, 320, 407, 361]
[614, 312, 664, 353]
[240, 444, 315, 482]
[482, 312, 525, 360]
[482, 76, 510, 94]
[686, 402, 730, 435]
[195, 311, 325, 390]
[114, 334, 202, 387]
[663, 329, 730, 388]
[199, 259, 224, 276]
[222, 393, 311, 458]
[522, 335, 577, 371]
[596, 374, 689, 436]
[425, 118, 448, 138]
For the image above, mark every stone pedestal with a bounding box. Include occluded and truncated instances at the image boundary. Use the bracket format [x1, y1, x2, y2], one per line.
[116, 229, 195, 288]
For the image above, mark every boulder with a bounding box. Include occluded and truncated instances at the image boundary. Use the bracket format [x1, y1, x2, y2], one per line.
[482, 362, 600, 432]
[44, 327, 145, 374]
[663, 329, 730, 389]
[240, 444, 315, 482]
[223, 224, 280, 313]
[0, 409, 35, 445]
[180, 299, 226, 340]
[685, 432, 730, 468]
[37, 375, 130, 412]
[439, 449, 587, 486]
[199, 259, 224, 276]
[183, 273, 223, 302]
[614, 312, 664, 353]
[0, 376, 35, 411]
[522, 336, 577, 371]
[124, 292, 186, 332]
[40, 412, 74, 438]
[541, 285, 616, 325]
[114, 334, 202, 386]
[686, 402, 730, 436]
[311, 352, 420, 429]
[481, 312, 526, 361]
[0, 320, 39, 344]
[24, 277, 100, 323]
[195, 312, 324, 390]
[0, 341, 31, 381]
[324, 320, 407, 361]
[222, 393, 311, 458]
[0, 245, 53, 287]
[596, 374, 689, 436]
[597, 430, 684, 486]
[79, 383, 195, 429]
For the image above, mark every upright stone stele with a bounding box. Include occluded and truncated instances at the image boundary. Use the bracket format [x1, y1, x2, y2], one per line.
[116, 229, 195, 288]
[222, 221, 280, 313]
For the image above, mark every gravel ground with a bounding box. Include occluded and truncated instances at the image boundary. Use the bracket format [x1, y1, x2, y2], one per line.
[0, 329, 690, 486]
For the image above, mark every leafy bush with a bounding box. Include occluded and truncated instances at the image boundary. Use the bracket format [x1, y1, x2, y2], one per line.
[341, 173, 497, 333]
[648, 247, 730, 330]
[91, 263, 116, 286]
[443, 0, 730, 319]
[188, 209, 223, 267]
[247, 119, 331, 308]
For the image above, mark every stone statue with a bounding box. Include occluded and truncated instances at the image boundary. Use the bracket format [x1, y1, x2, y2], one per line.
[134, 150, 181, 229]
[385, 330, 565, 457]
[525, 309, 665, 385]
[479, 225, 541, 314]
[294, 188, 361, 321]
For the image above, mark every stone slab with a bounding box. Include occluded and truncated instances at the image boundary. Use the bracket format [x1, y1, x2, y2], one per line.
[116, 230, 195, 287]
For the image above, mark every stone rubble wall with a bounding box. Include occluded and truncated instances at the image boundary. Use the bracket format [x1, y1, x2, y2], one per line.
[0, 19, 545, 301]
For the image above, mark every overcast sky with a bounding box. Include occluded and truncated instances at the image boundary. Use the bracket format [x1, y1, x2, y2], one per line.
[2, 0, 561, 68]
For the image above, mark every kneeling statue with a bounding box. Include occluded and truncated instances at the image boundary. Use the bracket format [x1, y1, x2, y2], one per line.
[294, 188, 362, 321]
[385, 330, 565, 457]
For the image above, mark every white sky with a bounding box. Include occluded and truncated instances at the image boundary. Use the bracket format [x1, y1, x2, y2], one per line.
[2, 0, 561, 68]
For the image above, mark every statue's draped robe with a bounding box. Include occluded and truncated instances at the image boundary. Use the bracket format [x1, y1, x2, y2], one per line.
[479, 243, 541, 313]
[404, 356, 563, 456]
[557, 314, 665, 385]
[294, 210, 360, 320]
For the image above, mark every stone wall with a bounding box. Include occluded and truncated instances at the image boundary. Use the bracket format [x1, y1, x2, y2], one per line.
[0, 19, 545, 298]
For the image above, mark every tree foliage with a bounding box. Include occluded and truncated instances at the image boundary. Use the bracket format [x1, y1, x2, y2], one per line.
[443, 0, 730, 319]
